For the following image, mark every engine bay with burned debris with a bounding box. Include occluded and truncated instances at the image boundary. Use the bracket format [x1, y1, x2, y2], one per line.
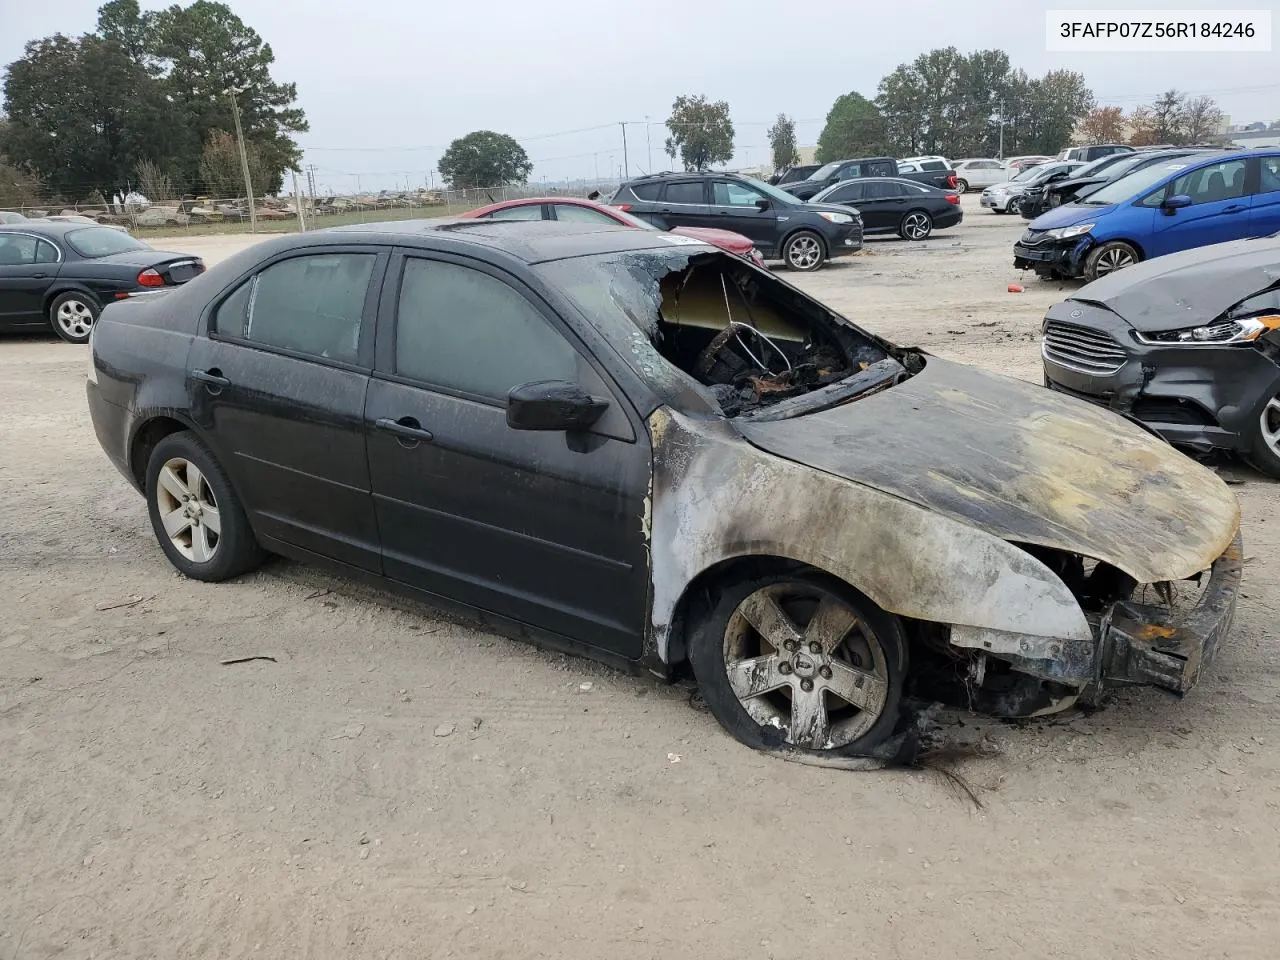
[651, 255, 922, 417]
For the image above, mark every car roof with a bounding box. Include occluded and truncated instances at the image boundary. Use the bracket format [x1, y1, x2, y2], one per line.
[323, 217, 707, 263]
[0, 220, 94, 238]
[828, 177, 936, 188]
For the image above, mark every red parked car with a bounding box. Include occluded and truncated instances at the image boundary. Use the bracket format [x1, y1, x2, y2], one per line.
[460, 197, 767, 268]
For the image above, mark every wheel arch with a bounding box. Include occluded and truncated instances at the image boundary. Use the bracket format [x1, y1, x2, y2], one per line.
[780, 226, 828, 261]
[43, 282, 103, 314]
[128, 412, 203, 489]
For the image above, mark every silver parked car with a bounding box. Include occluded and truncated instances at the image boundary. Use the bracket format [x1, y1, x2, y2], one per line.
[951, 158, 1009, 192]
[980, 161, 1083, 213]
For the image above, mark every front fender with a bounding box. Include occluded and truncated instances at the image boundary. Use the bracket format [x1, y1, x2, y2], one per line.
[647, 408, 1092, 664]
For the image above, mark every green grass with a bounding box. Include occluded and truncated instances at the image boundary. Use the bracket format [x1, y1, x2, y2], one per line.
[132, 202, 481, 239]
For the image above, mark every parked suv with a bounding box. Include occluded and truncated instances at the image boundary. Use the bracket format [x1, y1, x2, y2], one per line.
[951, 158, 1009, 192]
[778, 157, 957, 200]
[611, 172, 863, 271]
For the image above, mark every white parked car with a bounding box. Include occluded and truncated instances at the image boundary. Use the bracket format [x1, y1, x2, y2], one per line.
[950, 158, 1008, 192]
[898, 155, 952, 175]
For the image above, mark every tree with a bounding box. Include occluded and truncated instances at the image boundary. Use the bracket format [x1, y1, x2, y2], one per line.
[2, 33, 169, 200]
[1, 1, 306, 200]
[816, 93, 889, 161]
[1182, 95, 1225, 144]
[1077, 106, 1126, 144]
[767, 114, 799, 171]
[664, 95, 734, 171]
[199, 129, 270, 198]
[1020, 70, 1095, 154]
[437, 131, 532, 189]
[146, 1, 307, 194]
[876, 48, 968, 155]
[1147, 89, 1186, 143]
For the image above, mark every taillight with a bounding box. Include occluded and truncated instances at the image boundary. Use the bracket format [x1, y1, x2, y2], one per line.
[946, 193, 961, 205]
[137, 268, 164, 287]
[611, 203, 632, 212]
[946, 174, 957, 188]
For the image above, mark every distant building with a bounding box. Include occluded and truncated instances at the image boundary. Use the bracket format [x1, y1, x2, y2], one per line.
[1231, 127, 1280, 149]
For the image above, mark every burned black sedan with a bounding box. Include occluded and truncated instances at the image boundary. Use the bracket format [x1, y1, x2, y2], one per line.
[87, 220, 1242, 760]
[0, 222, 203, 343]
[1043, 235, 1280, 477]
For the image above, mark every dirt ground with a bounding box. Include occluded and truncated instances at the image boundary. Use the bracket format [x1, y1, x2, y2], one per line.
[3, 196, 1278, 959]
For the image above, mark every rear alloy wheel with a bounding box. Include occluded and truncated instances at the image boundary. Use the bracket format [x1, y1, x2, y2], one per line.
[690, 572, 906, 754]
[782, 231, 825, 271]
[146, 432, 265, 581]
[49, 292, 99, 344]
[899, 211, 933, 241]
[954, 178, 969, 193]
[1084, 241, 1140, 282]
[1247, 394, 1280, 479]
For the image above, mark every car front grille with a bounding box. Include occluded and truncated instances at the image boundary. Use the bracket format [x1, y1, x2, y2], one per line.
[1042, 321, 1128, 375]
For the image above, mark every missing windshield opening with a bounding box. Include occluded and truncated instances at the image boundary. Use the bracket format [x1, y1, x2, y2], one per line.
[653, 255, 890, 415]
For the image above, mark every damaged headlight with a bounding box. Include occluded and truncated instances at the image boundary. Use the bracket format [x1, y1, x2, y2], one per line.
[1136, 314, 1280, 345]
[1044, 222, 1094, 240]
[817, 212, 854, 224]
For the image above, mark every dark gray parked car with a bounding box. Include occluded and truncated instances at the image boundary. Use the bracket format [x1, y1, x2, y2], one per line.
[1042, 234, 1280, 476]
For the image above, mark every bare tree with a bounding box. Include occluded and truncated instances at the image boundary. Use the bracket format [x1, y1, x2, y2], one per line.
[135, 158, 176, 201]
[1182, 95, 1226, 144]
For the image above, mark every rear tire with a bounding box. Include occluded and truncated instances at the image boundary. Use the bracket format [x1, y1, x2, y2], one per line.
[782, 230, 826, 271]
[145, 432, 265, 581]
[48, 291, 99, 344]
[689, 569, 907, 755]
[899, 210, 933, 241]
[954, 178, 969, 193]
[1083, 241, 1140, 283]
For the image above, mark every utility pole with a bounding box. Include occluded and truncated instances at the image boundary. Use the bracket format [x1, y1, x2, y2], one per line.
[620, 122, 630, 178]
[593, 153, 600, 185]
[292, 171, 307, 233]
[306, 164, 318, 202]
[644, 116, 653, 173]
[225, 85, 257, 233]
[997, 99, 1005, 159]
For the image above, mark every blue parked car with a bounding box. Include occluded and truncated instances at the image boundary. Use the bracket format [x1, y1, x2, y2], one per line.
[1014, 150, 1280, 282]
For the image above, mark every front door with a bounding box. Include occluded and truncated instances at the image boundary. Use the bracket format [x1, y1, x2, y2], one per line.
[860, 181, 910, 230]
[1147, 157, 1254, 256]
[364, 251, 650, 657]
[0, 233, 59, 326]
[705, 179, 778, 251]
[188, 247, 387, 572]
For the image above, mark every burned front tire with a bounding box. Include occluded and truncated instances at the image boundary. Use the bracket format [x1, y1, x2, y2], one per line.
[782, 231, 826, 271]
[689, 570, 907, 755]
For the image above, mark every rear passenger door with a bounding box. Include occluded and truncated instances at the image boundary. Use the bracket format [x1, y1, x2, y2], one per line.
[654, 180, 709, 229]
[860, 181, 909, 230]
[188, 246, 388, 572]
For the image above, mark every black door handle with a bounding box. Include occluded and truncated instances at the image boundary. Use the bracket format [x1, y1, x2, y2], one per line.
[376, 416, 434, 445]
[192, 368, 230, 393]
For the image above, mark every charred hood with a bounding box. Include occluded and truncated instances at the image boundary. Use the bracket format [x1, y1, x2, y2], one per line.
[736, 357, 1239, 584]
[1071, 234, 1280, 332]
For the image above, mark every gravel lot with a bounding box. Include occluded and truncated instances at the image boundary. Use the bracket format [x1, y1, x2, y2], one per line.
[3, 196, 1278, 959]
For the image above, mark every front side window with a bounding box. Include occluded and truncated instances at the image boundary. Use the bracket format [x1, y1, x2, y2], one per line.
[395, 259, 577, 400]
[0, 234, 39, 265]
[1154, 159, 1248, 206]
[825, 183, 864, 204]
[663, 181, 705, 204]
[215, 253, 375, 363]
[711, 181, 765, 206]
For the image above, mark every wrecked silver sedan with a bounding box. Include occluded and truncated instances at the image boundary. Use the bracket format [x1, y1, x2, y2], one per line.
[86, 219, 1243, 761]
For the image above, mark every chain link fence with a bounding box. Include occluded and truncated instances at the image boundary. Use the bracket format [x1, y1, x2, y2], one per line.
[0, 180, 624, 236]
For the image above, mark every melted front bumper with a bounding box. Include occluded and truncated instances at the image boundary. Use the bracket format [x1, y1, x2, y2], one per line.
[1102, 532, 1243, 695]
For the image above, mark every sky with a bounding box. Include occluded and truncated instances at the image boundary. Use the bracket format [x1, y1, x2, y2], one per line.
[2, 0, 1278, 193]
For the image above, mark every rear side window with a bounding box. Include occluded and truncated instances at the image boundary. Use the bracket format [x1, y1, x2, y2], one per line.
[485, 205, 544, 221]
[629, 182, 662, 201]
[919, 160, 947, 171]
[395, 259, 577, 400]
[214, 253, 375, 363]
[663, 181, 704, 204]
[868, 161, 896, 176]
[35, 239, 58, 263]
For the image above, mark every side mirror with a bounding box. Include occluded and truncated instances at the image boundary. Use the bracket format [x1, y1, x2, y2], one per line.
[1163, 194, 1193, 212]
[507, 380, 609, 432]
[755, 198, 771, 211]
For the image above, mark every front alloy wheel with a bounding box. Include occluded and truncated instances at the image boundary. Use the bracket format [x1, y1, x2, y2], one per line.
[783, 231, 824, 271]
[1247, 394, 1280, 478]
[1084, 241, 1140, 282]
[690, 572, 906, 754]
